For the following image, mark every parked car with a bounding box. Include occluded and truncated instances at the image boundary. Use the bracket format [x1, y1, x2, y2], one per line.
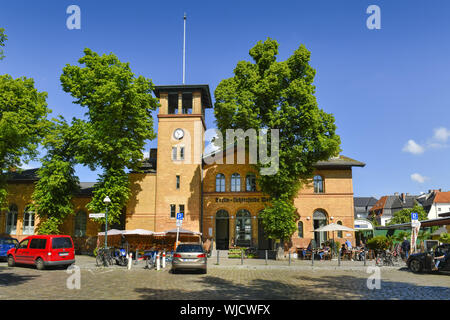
[0, 237, 18, 261]
[407, 243, 450, 273]
[171, 243, 207, 274]
[7, 235, 75, 270]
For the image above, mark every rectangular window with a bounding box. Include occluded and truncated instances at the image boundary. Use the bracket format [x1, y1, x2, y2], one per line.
[30, 238, 47, 249]
[51, 237, 73, 249]
[176, 175, 180, 189]
[180, 146, 185, 160]
[170, 204, 176, 218]
[172, 146, 177, 160]
[179, 204, 185, 216]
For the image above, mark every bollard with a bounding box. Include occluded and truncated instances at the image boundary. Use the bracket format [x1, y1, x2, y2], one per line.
[311, 251, 314, 266]
[241, 250, 244, 265]
[364, 249, 367, 266]
[289, 252, 291, 266]
[127, 253, 132, 270]
[162, 251, 166, 269]
[216, 250, 219, 265]
[338, 249, 341, 266]
[134, 249, 138, 265]
[156, 252, 160, 271]
[265, 250, 268, 265]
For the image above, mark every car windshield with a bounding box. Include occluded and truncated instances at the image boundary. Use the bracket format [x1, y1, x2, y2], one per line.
[0, 238, 18, 245]
[52, 237, 73, 249]
[176, 244, 203, 253]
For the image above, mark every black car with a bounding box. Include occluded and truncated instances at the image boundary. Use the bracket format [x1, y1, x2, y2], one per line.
[407, 244, 450, 273]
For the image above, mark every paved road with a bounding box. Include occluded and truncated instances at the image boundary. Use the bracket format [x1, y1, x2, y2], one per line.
[0, 256, 449, 300]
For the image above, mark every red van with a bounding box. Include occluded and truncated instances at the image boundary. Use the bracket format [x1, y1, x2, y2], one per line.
[7, 235, 75, 270]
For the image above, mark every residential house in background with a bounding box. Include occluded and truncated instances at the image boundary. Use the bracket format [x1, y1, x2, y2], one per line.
[369, 192, 418, 226]
[354, 197, 378, 220]
[417, 190, 450, 219]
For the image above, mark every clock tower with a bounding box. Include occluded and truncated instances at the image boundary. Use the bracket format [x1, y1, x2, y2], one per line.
[153, 85, 212, 233]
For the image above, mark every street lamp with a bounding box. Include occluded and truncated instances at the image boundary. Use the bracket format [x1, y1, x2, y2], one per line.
[103, 196, 111, 248]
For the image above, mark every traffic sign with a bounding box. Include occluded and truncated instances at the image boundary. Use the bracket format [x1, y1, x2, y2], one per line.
[176, 212, 184, 220]
[411, 220, 421, 228]
[411, 212, 418, 221]
[176, 219, 182, 227]
[89, 213, 105, 218]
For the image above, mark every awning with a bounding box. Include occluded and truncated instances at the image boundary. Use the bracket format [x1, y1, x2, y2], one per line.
[354, 219, 374, 230]
[97, 229, 123, 236]
[375, 216, 450, 230]
[313, 223, 355, 232]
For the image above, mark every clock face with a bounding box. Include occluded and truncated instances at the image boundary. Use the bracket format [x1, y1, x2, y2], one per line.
[173, 128, 184, 140]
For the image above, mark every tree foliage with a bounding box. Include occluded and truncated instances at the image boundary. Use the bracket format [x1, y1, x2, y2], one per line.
[0, 28, 6, 60]
[387, 203, 428, 225]
[0, 75, 50, 207]
[32, 117, 80, 231]
[60, 48, 158, 223]
[214, 38, 341, 241]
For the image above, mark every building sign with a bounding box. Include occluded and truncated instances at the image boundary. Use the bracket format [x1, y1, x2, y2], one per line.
[215, 197, 271, 203]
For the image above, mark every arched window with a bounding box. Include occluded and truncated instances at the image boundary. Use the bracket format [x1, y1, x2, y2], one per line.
[313, 175, 324, 193]
[22, 205, 35, 235]
[231, 173, 241, 192]
[236, 209, 251, 246]
[337, 221, 343, 238]
[298, 221, 304, 238]
[6, 204, 18, 234]
[246, 173, 256, 192]
[74, 211, 87, 237]
[215, 173, 226, 192]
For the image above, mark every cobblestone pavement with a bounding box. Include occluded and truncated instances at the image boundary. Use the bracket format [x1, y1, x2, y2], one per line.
[0, 255, 449, 300]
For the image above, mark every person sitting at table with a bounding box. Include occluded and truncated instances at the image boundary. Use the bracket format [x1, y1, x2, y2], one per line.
[340, 244, 347, 257]
[357, 244, 366, 261]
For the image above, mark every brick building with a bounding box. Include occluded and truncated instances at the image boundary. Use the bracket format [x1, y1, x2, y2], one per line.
[0, 84, 365, 252]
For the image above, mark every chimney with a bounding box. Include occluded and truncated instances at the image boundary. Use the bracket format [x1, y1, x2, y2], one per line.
[406, 193, 410, 196]
[401, 193, 406, 203]
[394, 192, 399, 196]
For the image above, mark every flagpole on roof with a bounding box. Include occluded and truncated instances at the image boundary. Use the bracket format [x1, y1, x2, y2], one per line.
[183, 13, 186, 84]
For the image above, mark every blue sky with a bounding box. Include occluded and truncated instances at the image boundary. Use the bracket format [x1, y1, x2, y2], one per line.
[2, 0, 450, 198]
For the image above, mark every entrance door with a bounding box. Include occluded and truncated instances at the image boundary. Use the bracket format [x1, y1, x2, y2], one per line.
[236, 209, 252, 247]
[258, 218, 273, 250]
[313, 210, 328, 247]
[215, 210, 229, 250]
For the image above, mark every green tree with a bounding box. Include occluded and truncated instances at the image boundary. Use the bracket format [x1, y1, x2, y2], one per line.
[60, 48, 158, 224]
[214, 39, 340, 243]
[0, 75, 50, 207]
[439, 233, 450, 244]
[0, 28, 6, 60]
[387, 203, 427, 225]
[32, 117, 81, 234]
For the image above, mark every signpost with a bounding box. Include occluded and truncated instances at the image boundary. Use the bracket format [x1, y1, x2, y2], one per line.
[410, 212, 421, 253]
[175, 212, 184, 249]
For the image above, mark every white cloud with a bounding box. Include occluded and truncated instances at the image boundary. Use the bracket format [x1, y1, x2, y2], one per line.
[402, 140, 425, 155]
[410, 173, 428, 183]
[433, 127, 450, 142]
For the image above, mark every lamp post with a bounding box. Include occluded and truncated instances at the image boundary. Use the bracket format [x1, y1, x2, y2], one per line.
[104, 196, 111, 248]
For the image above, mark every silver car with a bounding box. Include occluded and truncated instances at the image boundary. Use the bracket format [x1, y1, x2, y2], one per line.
[172, 243, 207, 274]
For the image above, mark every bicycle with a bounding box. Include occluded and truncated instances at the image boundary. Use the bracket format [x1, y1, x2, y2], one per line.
[96, 247, 114, 267]
[375, 250, 394, 266]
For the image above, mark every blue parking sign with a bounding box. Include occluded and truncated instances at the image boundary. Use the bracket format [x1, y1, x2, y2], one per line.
[176, 212, 184, 220]
[411, 212, 418, 220]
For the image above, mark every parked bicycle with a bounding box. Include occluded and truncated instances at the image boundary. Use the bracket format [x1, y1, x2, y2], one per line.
[96, 247, 113, 267]
[375, 250, 395, 266]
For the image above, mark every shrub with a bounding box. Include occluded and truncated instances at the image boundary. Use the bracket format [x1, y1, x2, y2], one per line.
[439, 233, 450, 244]
[366, 236, 391, 251]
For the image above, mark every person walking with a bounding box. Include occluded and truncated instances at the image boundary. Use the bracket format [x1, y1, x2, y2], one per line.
[401, 237, 410, 260]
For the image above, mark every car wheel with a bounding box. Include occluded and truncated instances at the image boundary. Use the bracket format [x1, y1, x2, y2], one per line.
[201, 269, 207, 274]
[7, 255, 15, 267]
[35, 258, 45, 270]
[409, 259, 423, 273]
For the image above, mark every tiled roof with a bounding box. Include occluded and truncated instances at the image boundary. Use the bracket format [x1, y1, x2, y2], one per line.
[354, 197, 378, 208]
[315, 155, 365, 168]
[433, 191, 450, 204]
[369, 196, 387, 213]
[6, 168, 40, 181]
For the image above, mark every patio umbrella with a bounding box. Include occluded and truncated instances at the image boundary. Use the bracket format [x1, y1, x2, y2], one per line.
[312, 223, 356, 258]
[164, 228, 202, 235]
[122, 229, 154, 235]
[97, 229, 124, 236]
